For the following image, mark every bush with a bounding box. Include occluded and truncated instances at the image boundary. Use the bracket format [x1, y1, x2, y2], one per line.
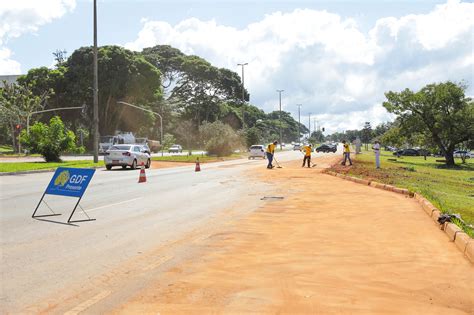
[163, 133, 176, 150]
[20, 116, 76, 162]
[199, 121, 242, 156]
[245, 127, 260, 147]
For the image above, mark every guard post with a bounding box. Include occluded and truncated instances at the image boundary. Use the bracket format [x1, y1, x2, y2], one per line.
[32, 167, 96, 224]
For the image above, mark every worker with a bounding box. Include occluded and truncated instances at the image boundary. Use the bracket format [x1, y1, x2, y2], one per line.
[266, 141, 278, 169]
[373, 140, 381, 168]
[341, 140, 352, 166]
[302, 144, 312, 168]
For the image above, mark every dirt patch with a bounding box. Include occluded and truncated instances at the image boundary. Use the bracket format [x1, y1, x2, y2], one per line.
[149, 161, 191, 169]
[113, 156, 474, 314]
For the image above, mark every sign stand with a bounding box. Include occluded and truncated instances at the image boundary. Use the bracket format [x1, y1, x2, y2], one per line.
[32, 192, 62, 218]
[67, 198, 95, 223]
[32, 167, 96, 225]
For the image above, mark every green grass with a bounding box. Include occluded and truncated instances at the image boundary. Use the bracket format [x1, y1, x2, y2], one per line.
[330, 151, 474, 237]
[0, 145, 14, 153]
[151, 153, 244, 163]
[0, 160, 104, 173]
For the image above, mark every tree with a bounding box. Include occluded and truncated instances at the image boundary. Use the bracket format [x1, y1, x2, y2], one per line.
[65, 45, 162, 136]
[175, 119, 198, 152]
[199, 121, 242, 156]
[20, 116, 76, 162]
[142, 45, 245, 126]
[245, 127, 260, 147]
[383, 81, 474, 165]
[361, 122, 373, 150]
[0, 81, 50, 153]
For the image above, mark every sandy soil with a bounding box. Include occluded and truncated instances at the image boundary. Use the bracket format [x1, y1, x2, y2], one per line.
[112, 156, 474, 314]
[149, 161, 191, 169]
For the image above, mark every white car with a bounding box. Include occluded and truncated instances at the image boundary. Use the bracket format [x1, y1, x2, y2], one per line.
[168, 144, 183, 153]
[453, 150, 472, 158]
[104, 145, 151, 170]
[293, 143, 302, 150]
[248, 145, 266, 159]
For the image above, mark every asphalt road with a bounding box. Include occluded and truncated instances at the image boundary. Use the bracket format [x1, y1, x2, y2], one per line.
[0, 150, 332, 313]
[0, 151, 207, 163]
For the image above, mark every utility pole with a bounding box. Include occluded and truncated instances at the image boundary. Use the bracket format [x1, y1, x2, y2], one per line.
[92, 0, 99, 163]
[308, 112, 311, 140]
[297, 104, 302, 144]
[276, 90, 284, 150]
[237, 63, 248, 130]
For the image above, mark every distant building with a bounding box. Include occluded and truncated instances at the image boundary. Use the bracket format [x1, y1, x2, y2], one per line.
[0, 75, 23, 87]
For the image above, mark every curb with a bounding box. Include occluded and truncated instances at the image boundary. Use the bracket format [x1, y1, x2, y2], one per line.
[323, 169, 473, 264]
[0, 165, 105, 176]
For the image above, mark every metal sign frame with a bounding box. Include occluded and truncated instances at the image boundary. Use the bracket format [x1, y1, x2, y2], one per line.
[32, 167, 96, 224]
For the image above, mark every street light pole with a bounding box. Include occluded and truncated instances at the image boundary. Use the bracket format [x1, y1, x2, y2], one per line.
[92, 0, 99, 163]
[296, 104, 302, 144]
[116, 101, 164, 156]
[237, 62, 248, 130]
[308, 112, 311, 139]
[27, 106, 84, 134]
[276, 89, 284, 150]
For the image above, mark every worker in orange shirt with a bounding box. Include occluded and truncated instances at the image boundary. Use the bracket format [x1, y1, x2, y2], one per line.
[301, 144, 312, 168]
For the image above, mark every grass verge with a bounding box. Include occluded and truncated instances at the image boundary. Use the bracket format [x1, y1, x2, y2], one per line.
[0, 160, 104, 173]
[328, 151, 474, 237]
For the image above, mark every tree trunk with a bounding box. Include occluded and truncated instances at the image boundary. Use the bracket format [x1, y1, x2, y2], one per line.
[10, 122, 17, 153]
[444, 150, 455, 166]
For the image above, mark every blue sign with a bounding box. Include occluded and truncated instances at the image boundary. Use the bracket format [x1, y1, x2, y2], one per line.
[45, 167, 95, 198]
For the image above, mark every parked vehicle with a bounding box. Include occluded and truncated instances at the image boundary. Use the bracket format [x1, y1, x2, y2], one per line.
[104, 145, 151, 170]
[168, 144, 183, 153]
[248, 145, 266, 159]
[393, 149, 419, 156]
[293, 143, 302, 151]
[136, 137, 161, 153]
[454, 150, 472, 158]
[316, 144, 337, 153]
[99, 132, 136, 154]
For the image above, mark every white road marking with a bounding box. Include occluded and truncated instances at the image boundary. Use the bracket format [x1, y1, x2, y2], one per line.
[86, 197, 143, 213]
[63, 290, 111, 315]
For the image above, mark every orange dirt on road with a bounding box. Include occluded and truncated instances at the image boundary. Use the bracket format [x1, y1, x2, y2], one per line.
[116, 156, 473, 314]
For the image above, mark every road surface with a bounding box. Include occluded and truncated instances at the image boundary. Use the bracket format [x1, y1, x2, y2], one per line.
[0, 150, 312, 313]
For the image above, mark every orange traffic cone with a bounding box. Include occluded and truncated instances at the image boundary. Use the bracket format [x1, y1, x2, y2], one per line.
[138, 162, 147, 183]
[195, 158, 201, 172]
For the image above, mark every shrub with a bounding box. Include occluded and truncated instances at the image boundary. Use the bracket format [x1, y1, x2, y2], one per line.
[199, 121, 242, 156]
[20, 116, 76, 162]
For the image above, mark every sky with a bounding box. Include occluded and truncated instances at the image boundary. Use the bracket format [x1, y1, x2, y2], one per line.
[0, 0, 473, 134]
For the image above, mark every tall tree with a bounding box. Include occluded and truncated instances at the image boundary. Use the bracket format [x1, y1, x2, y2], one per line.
[383, 81, 474, 165]
[65, 45, 162, 136]
[0, 81, 50, 152]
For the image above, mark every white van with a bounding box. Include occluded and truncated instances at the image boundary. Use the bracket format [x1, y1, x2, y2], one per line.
[248, 145, 266, 159]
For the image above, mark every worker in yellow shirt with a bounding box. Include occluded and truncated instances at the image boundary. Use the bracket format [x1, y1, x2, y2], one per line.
[341, 140, 352, 166]
[266, 141, 278, 169]
[301, 144, 312, 168]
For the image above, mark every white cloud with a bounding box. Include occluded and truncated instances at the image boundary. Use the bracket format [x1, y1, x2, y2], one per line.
[125, 0, 473, 133]
[0, 0, 76, 74]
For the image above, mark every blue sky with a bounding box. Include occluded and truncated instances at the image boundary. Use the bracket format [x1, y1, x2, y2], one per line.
[1, 0, 472, 132]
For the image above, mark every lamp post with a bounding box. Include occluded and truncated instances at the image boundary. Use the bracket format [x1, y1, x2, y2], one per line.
[116, 101, 164, 156]
[308, 112, 311, 140]
[237, 62, 248, 129]
[276, 90, 284, 150]
[26, 106, 85, 135]
[296, 104, 302, 144]
[92, 0, 99, 163]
